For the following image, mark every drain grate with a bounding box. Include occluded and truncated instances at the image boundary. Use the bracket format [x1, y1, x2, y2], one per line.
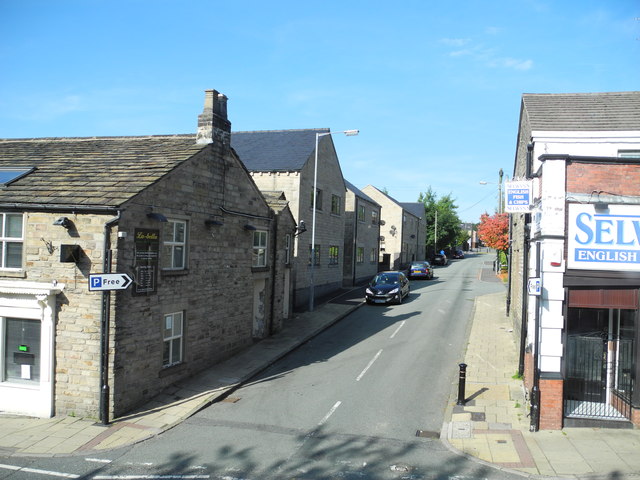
[415, 429, 439, 438]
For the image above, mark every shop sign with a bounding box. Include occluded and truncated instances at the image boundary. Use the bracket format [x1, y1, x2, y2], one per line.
[568, 204, 640, 271]
[133, 228, 159, 295]
[504, 181, 532, 213]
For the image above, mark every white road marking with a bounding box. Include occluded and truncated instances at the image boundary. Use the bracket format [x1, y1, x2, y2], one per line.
[389, 320, 405, 339]
[85, 458, 112, 464]
[93, 475, 209, 479]
[356, 349, 383, 381]
[0, 463, 80, 478]
[318, 401, 342, 426]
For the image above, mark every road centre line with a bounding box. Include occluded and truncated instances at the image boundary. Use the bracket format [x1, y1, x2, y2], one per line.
[389, 320, 405, 339]
[356, 349, 383, 382]
[318, 401, 342, 426]
[0, 463, 80, 478]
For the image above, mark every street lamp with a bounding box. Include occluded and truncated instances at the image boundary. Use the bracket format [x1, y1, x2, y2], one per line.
[309, 129, 359, 312]
[480, 168, 508, 214]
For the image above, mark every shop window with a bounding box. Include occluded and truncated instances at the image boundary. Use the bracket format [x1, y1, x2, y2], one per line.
[2, 318, 40, 385]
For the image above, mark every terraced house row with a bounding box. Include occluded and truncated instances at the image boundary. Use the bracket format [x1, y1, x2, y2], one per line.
[0, 89, 425, 420]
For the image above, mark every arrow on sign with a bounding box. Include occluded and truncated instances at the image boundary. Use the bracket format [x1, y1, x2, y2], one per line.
[89, 273, 133, 291]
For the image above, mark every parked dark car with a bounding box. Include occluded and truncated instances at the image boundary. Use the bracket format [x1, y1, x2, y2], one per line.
[365, 271, 410, 305]
[432, 252, 448, 266]
[407, 261, 434, 280]
[451, 249, 464, 259]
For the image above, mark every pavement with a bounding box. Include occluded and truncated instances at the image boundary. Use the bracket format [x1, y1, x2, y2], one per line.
[1, 260, 640, 479]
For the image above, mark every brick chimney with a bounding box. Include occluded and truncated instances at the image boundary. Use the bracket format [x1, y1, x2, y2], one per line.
[196, 89, 231, 145]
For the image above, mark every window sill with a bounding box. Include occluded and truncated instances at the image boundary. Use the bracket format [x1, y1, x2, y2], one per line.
[160, 269, 189, 278]
[251, 266, 269, 273]
[0, 270, 26, 279]
[159, 362, 186, 378]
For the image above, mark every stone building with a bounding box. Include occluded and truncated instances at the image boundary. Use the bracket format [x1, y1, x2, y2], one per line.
[231, 129, 348, 309]
[0, 90, 295, 419]
[343, 180, 381, 286]
[508, 91, 640, 429]
[361, 186, 425, 270]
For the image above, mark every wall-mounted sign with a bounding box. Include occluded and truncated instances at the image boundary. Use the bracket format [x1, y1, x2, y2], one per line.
[133, 228, 159, 295]
[527, 277, 541, 295]
[568, 204, 640, 272]
[504, 181, 533, 213]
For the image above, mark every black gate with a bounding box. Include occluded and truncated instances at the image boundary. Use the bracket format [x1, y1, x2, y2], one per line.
[564, 334, 633, 420]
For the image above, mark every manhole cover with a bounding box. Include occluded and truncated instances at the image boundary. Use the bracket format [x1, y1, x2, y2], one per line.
[415, 430, 439, 438]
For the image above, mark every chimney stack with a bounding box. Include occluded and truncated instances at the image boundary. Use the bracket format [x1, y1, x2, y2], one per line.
[196, 89, 231, 145]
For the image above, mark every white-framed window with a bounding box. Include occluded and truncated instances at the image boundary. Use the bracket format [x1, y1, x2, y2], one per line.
[331, 195, 341, 215]
[356, 247, 364, 264]
[284, 234, 292, 265]
[162, 220, 187, 270]
[162, 311, 183, 367]
[253, 230, 268, 267]
[0, 213, 24, 270]
[618, 150, 640, 158]
[357, 205, 365, 222]
[329, 245, 339, 265]
[1, 317, 41, 385]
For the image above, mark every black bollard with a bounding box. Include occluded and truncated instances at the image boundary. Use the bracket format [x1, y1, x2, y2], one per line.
[456, 363, 467, 405]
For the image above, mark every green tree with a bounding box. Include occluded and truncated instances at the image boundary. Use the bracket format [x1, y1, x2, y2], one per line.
[418, 187, 462, 255]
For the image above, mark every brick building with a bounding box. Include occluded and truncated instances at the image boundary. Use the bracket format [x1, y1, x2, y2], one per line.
[0, 90, 295, 419]
[508, 91, 640, 429]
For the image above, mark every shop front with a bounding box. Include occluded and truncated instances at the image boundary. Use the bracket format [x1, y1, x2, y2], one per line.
[0, 280, 64, 417]
[562, 203, 640, 426]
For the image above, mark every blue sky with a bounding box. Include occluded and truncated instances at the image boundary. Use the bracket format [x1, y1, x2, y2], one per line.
[1, 1, 638, 222]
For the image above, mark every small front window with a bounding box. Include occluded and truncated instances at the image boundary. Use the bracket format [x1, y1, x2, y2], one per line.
[357, 205, 365, 222]
[329, 245, 339, 265]
[356, 247, 364, 264]
[253, 231, 268, 267]
[309, 244, 321, 266]
[162, 220, 187, 270]
[162, 312, 183, 367]
[331, 195, 341, 215]
[0, 213, 24, 269]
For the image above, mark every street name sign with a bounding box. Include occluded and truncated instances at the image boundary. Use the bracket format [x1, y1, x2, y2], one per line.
[89, 273, 133, 291]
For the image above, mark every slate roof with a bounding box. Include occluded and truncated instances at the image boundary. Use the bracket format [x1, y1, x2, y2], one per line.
[231, 129, 329, 171]
[400, 202, 425, 220]
[344, 180, 380, 207]
[0, 135, 205, 209]
[522, 92, 640, 131]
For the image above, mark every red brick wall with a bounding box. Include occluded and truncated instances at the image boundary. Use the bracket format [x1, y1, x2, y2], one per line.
[567, 163, 640, 196]
[539, 378, 563, 430]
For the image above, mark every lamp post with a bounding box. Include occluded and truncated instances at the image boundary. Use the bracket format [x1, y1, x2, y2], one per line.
[480, 169, 508, 214]
[309, 129, 359, 312]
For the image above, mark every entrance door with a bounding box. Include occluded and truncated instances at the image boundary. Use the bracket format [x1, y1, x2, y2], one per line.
[565, 307, 635, 420]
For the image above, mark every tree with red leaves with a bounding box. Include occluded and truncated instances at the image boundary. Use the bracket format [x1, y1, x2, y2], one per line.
[477, 212, 509, 252]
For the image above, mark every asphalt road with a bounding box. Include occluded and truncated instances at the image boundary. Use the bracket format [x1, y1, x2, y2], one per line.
[0, 253, 521, 480]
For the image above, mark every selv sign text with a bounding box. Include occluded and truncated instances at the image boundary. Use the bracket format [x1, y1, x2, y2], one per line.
[568, 204, 640, 272]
